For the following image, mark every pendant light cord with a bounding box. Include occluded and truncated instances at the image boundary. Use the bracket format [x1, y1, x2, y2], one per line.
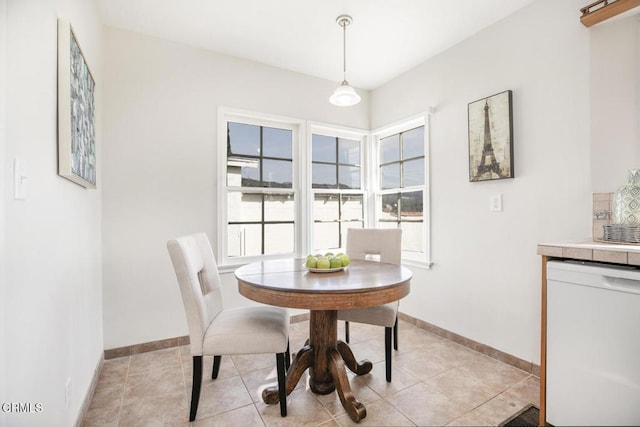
[342, 20, 347, 82]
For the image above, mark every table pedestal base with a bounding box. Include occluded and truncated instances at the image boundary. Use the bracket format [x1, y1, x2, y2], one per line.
[262, 310, 372, 422]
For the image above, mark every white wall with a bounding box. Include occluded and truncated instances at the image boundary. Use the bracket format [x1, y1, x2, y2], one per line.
[590, 14, 640, 192]
[101, 0, 640, 366]
[101, 28, 369, 349]
[3, 0, 103, 425]
[371, 0, 591, 364]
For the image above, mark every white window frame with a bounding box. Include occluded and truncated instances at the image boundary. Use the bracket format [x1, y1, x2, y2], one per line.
[307, 122, 369, 254]
[217, 107, 305, 267]
[217, 107, 430, 269]
[371, 113, 432, 268]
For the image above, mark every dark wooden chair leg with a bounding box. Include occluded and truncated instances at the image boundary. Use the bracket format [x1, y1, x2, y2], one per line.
[211, 355, 221, 379]
[190, 356, 203, 421]
[276, 352, 287, 417]
[385, 327, 392, 382]
[345, 320, 350, 343]
[393, 316, 399, 351]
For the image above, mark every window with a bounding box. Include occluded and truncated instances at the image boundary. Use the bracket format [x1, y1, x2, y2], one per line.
[375, 116, 430, 264]
[311, 131, 365, 251]
[219, 109, 302, 264]
[218, 108, 429, 268]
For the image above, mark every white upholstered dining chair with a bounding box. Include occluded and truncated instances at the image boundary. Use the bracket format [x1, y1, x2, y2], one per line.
[167, 232, 290, 421]
[337, 228, 402, 382]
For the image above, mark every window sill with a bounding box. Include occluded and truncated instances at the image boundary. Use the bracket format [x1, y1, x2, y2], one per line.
[402, 258, 432, 271]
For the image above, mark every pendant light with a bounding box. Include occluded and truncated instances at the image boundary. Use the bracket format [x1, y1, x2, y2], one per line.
[329, 15, 361, 107]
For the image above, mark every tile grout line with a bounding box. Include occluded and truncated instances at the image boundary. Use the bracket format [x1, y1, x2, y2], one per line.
[114, 356, 131, 425]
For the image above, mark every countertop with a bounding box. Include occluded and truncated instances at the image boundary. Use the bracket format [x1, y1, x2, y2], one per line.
[537, 240, 640, 266]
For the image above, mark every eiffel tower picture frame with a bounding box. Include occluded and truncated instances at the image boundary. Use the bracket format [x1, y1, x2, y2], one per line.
[468, 90, 513, 182]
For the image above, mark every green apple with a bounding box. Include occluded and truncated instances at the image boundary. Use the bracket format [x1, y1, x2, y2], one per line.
[306, 257, 317, 268]
[329, 257, 342, 268]
[336, 252, 344, 257]
[316, 258, 331, 269]
[325, 252, 334, 258]
[340, 254, 350, 267]
[306, 254, 315, 260]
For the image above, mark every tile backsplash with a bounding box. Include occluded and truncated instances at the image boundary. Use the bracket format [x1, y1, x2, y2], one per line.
[593, 192, 613, 241]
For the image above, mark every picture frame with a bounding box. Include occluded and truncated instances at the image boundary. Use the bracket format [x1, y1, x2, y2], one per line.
[57, 19, 96, 188]
[468, 90, 513, 182]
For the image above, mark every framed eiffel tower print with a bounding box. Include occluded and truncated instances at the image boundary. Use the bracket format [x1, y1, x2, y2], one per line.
[468, 90, 513, 182]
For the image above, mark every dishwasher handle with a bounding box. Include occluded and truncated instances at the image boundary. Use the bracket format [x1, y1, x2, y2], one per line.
[603, 276, 640, 295]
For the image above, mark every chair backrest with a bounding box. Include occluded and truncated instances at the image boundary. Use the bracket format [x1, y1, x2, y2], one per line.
[346, 228, 402, 266]
[167, 232, 224, 355]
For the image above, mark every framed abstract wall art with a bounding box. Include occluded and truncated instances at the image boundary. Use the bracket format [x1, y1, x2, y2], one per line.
[57, 19, 96, 188]
[468, 90, 513, 182]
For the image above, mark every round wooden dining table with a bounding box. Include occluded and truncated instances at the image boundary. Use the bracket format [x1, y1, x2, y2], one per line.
[234, 258, 412, 422]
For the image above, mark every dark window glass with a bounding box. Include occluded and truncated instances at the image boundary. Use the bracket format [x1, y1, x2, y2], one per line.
[312, 134, 336, 163]
[380, 134, 400, 164]
[338, 138, 360, 165]
[402, 127, 424, 159]
[263, 127, 292, 159]
[228, 122, 260, 156]
[381, 164, 401, 189]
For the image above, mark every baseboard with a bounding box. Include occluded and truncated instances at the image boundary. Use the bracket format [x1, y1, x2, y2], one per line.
[397, 312, 540, 376]
[104, 313, 310, 360]
[104, 335, 190, 360]
[102, 311, 540, 377]
[75, 352, 104, 427]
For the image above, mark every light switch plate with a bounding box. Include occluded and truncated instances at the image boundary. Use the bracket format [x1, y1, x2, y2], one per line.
[14, 158, 27, 200]
[490, 194, 502, 212]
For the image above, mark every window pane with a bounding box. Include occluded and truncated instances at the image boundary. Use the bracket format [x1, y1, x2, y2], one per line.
[379, 222, 397, 229]
[402, 127, 424, 159]
[381, 164, 401, 189]
[262, 127, 292, 159]
[227, 158, 260, 186]
[401, 222, 424, 252]
[312, 163, 337, 188]
[403, 158, 424, 187]
[314, 222, 339, 251]
[228, 122, 260, 156]
[380, 193, 399, 222]
[264, 193, 295, 221]
[312, 134, 336, 163]
[314, 194, 339, 221]
[338, 138, 360, 165]
[400, 191, 423, 220]
[227, 224, 262, 257]
[341, 195, 363, 220]
[228, 192, 262, 222]
[264, 224, 294, 255]
[338, 165, 360, 189]
[263, 159, 292, 188]
[380, 134, 400, 164]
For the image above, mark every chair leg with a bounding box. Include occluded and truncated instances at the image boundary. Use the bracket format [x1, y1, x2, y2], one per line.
[276, 352, 287, 417]
[190, 356, 203, 421]
[393, 315, 399, 351]
[385, 327, 392, 382]
[285, 341, 291, 371]
[212, 355, 222, 379]
[345, 320, 350, 343]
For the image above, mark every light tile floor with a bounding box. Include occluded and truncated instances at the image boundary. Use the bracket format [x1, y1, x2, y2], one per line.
[83, 319, 539, 426]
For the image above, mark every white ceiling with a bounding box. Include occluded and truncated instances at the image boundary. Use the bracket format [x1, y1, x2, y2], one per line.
[95, 0, 536, 90]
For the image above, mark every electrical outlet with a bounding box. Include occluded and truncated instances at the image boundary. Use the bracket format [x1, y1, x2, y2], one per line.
[490, 194, 503, 212]
[65, 378, 71, 408]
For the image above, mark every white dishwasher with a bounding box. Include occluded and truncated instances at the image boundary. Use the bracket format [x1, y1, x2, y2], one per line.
[547, 260, 640, 426]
